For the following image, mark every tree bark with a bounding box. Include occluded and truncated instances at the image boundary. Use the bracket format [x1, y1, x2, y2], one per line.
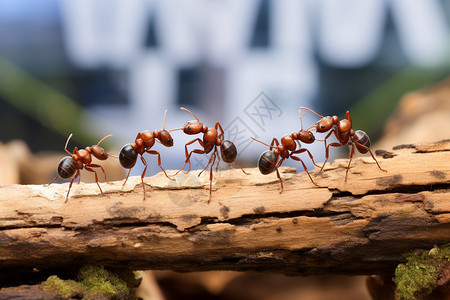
[0, 140, 449, 281]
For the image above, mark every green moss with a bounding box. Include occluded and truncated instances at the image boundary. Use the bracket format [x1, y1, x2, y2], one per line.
[78, 265, 129, 297]
[41, 265, 141, 299]
[42, 275, 84, 298]
[437, 243, 450, 260]
[393, 244, 450, 299]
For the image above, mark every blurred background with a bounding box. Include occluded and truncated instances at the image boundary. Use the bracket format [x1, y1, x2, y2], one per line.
[0, 0, 449, 299]
[0, 0, 449, 180]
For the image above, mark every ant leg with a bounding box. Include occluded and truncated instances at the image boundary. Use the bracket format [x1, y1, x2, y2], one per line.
[173, 138, 204, 176]
[276, 168, 283, 194]
[345, 142, 356, 182]
[207, 152, 217, 203]
[199, 148, 216, 177]
[88, 163, 107, 182]
[140, 155, 150, 200]
[215, 122, 225, 140]
[320, 129, 339, 172]
[322, 142, 343, 172]
[233, 161, 250, 175]
[293, 148, 321, 169]
[290, 153, 318, 186]
[275, 158, 285, 193]
[135, 132, 142, 141]
[46, 174, 60, 187]
[85, 165, 107, 198]
[215, 147, 221, 172]
[146, 150, 174, 180]
[65, 170, 79, 203]
[187, 149, 206, 173]
[271, 138, 279, 148]
[368, 148, 387, 172]
[123, 168, 132, 187]
[353, 143, 387, 173]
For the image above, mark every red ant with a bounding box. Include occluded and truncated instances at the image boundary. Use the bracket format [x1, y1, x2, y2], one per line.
[251, 111, 320, 192]
[300, 107, 386, 181]
[47, 134, 113, 202]
[171, 107, 249, 202]
[119, 110, 174, 200]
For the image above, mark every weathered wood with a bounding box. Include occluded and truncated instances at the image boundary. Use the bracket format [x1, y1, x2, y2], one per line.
[0, 140, 449, 281]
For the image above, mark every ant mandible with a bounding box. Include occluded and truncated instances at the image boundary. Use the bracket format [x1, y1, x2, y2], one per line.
[300, 106, 387, 181]
[251, 111, 320, 193]
[47, 133, 113, 202]
[171, 107, 249, 202]
[119, 110, 174, 200]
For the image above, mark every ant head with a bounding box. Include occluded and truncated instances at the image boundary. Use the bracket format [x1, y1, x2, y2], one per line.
[177, 107, 207, 135]
[158, 130, 174, 147]
[87, 134, 112, 160]
[316, 116, 335, 132]
[183, 120, 205, 135]
[297, 129, 315, 144]
[90, 145, 108, 160]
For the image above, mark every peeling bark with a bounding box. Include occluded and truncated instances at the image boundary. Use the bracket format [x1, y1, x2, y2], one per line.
[0, 140, 449, 284]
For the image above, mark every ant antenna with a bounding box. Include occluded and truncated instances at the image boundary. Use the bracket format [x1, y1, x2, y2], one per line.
[64, 134, 73, 155]
[180, 107, 200, 122]
[251, 137, 276, 149]
[96, 134, 113, 146]
[169, 128, 183, 132]
[162, 110, 168, 130]
[299, 107, 324, 118]
[299, 110, 307, 130]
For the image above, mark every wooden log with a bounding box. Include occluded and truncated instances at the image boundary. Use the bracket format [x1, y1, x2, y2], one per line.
[0, 140, 449, 281]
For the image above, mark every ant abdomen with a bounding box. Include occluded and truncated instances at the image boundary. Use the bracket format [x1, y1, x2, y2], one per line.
[57, 156, 77, 179]
[119, 144, 138, 169]
[220, 140, 237, 163]
[354, 130, 371, 154]
[258, 150, 277, 175]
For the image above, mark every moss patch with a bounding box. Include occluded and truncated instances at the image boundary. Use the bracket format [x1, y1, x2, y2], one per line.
[77, 265, 129, 297]
[42, 275, 84, 298]
[393, 244, 450, 299]
[42, 265, 141, 299]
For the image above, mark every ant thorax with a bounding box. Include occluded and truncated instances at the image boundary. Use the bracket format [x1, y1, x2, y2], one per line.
[204, 128, 218, 142]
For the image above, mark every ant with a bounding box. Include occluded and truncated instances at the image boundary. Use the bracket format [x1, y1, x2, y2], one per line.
[171, 107, 249, 202]
[47, 133, 113, 202]
[251, 111, 320, 193]
[300, 107, 386, 181]
[119, 110, 174, 200]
